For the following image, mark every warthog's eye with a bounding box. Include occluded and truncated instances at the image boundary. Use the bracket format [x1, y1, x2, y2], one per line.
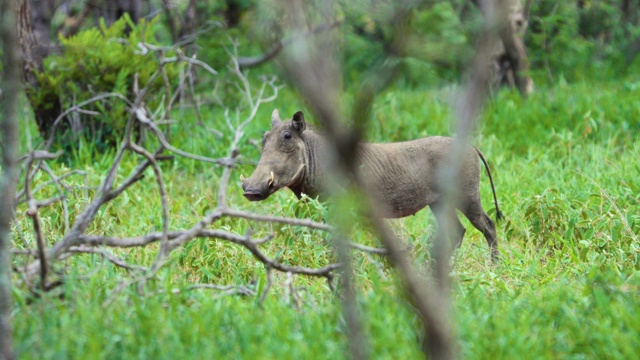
[283, 131, 292, 140]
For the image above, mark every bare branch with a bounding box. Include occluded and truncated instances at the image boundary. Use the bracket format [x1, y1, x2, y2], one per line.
[67, 247, 146, 273]
[178, 284, 256, 297]
[127, 137, 170, 268]
[238, 21, 342, 69]
[222, 208, 333, 232]
[134, 107, 234, 166]
[43, 93, 133, 150]
[17, 150, 62, 162]
[259, 267, 274, 304]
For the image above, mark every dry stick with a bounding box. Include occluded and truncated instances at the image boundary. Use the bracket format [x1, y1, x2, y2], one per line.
[208, 230, 342, 278]
[38, 162, 71, 232]
[134, 107, 234, 166]
[75, 224, 386, 256]
[128, 140, 170, 269]
[15, 151, 63, 208]
[17, 152, 73, 270]
[67, 246, 146, 273]
[259, 266, 274, 304]
[42, 93, 133, 151]
[17, 168, 85, 203]
[23, 154, 51, 290]
[160, 57, 174, 140]
[222, 208, 333, 232]
[30, 137, 128, 275]
[237, 21, 342, 69]
[180, 284, 256, 297]
[105, 157, 156, 202]
[185, 56, 204, 126]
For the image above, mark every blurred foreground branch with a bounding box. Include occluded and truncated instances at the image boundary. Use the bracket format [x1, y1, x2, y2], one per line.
[276, 0, 505, 358]
[1, 0, 20, 357]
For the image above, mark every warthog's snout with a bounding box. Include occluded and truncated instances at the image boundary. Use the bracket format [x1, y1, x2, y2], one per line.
[242, 189, 265, 201]
[241, 172, 275, 201]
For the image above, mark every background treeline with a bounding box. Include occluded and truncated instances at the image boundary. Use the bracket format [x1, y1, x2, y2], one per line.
[7, 0, 640, 153]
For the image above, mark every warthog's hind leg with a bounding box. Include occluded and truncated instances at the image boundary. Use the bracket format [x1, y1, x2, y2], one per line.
[460, 199, 498, 261]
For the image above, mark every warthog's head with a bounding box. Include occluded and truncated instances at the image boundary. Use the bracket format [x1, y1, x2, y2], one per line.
[241, 109, 307, 201]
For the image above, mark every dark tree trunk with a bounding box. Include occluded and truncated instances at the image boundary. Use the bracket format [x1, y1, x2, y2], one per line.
[92, 0, 143, 25]
[224, 0, 244, 28]
[160, 0, 179, 42]
[179, 0, 197, 41]
[161, 0, 197, 43]
[1, 0, 21, 358]
[29, 0, 56, 57]
[497, 0, 534, 95]
[17, 0, 61, 139]
[471, 0, 534, 96]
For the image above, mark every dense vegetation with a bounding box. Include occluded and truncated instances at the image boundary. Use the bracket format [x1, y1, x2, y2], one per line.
[11, 78, 640, 358]
[5, 0, 640, 358]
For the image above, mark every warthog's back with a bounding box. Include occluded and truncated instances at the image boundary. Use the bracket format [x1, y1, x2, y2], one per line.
[357, 136, 480, 218]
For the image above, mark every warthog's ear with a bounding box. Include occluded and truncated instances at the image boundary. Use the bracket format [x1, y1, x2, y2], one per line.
[271, 109, 281, 127]
[292, 111, 306, 133]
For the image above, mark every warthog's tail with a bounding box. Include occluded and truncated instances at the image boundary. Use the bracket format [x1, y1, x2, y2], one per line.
[475, 148, 504, 221]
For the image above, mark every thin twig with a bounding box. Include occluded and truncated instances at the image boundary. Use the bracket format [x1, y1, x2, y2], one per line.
[67, 246, 146, 272]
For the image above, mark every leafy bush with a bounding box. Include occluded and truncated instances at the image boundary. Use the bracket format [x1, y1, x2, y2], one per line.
[527, 1, 640, 81]
[28, 14, 183, 151]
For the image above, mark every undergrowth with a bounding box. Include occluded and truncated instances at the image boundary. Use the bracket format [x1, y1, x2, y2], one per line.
[11, 76, 640, 359]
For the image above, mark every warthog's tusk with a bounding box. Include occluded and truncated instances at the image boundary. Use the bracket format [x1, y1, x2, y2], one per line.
[240, 174, 245, 182]
[268, 172, 274, 186]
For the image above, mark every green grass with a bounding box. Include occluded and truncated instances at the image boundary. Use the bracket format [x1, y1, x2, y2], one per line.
[10, 74, 640, 358]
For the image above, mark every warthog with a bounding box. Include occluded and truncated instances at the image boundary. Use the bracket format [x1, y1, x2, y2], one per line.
[241, 109, 503, 259]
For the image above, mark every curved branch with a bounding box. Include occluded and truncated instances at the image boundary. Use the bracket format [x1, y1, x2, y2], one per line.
[238, 21, 341, 70]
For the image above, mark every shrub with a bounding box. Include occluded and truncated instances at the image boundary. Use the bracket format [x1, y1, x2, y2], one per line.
[28, 14, 183, 152]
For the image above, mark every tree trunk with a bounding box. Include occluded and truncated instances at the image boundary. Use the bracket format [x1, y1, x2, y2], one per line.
[29, 0, 56, 58]
[0, 0, 21, 358]
[496, 0, 534, 95]
[179, 0, 197, 41]
[17, 0, 61, 139]
[224, 0, 244, 28]
[93, 0, 143, 25]
[471, 0, 534, 96]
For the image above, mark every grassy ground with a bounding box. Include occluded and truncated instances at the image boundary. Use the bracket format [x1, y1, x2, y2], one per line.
[10, 76, 640, 359]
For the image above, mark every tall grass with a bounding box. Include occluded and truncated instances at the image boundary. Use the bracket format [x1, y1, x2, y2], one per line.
[11, 75, 640, 358]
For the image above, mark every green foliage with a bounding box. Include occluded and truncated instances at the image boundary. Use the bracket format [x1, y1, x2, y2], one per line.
[12, 75, 640, 358]
[527, 1, 640, 81]
[10, 2, 640, 357]
[29, 14, 182, 151]
[342, 1, 475, 87]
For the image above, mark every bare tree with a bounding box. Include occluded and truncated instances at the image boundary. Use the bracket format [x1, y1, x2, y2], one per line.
[1, 0, 21, 357]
